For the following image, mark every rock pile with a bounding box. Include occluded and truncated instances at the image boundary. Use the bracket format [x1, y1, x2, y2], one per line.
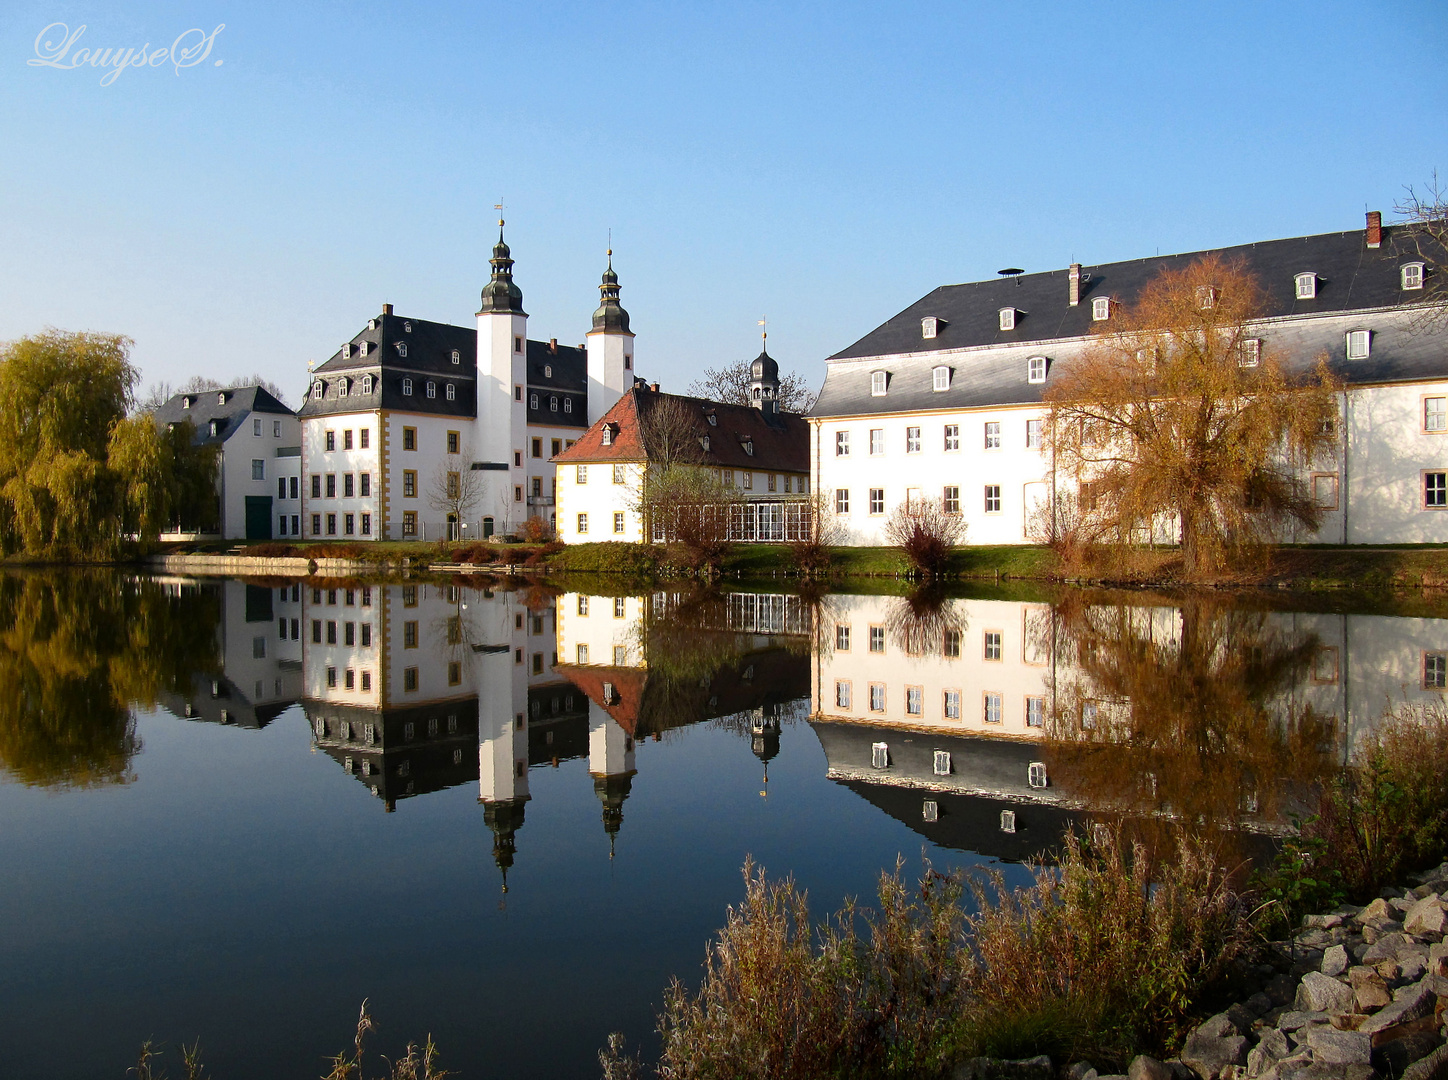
[952, 861, 1448, 1080]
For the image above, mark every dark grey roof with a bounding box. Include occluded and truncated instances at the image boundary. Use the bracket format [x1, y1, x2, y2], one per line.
[812, 222, 1448, 419]
[153, 385, 293, 446]
[525, 340, 589, 429]
[301, 312, 478, 420]
[829, 223, 1440, 362]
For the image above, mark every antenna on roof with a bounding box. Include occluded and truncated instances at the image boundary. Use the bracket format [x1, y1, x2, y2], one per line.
[998, 267, 1024, 287]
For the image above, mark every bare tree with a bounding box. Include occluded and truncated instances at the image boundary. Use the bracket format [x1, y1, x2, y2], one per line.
[178, 373, 293, 408]
[426, 450, 484, 540]
[1045, 254, 1340, 575]
[1394, 172, 1448, 328]
[632, 395, 741, 567]
[883, 497, 968, 576]
[688, 359, 818, 413]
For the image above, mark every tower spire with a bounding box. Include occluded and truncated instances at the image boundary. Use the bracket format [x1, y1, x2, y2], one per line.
[478, 214, 525, 315]
[592, 246, 631, 333]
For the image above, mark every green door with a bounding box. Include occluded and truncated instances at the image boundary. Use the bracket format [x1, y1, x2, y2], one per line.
[245, 496, 273, 540]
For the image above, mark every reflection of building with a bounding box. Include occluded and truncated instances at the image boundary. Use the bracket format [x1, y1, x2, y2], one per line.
[159, 580, 303, 727]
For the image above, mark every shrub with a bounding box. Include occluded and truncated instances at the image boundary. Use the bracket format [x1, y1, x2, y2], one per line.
[523, 515, 554, 543]
[549, 543, 663, 576]
[883, 498, 966, 576]
[309, 543, 368, 560]
[242, 543, 301, 558]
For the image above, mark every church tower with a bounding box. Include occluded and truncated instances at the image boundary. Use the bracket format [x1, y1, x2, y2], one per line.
[585, 251, 634, 426]
[750, 350, 781, 416]
[476, 221, 528, 521]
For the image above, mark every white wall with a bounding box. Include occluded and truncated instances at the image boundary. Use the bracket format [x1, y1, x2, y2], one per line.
[220, 411, 302, 540]
[301, 411, 381, 540]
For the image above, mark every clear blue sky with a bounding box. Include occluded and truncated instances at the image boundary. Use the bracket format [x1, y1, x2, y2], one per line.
[1, 0, 1444, 405]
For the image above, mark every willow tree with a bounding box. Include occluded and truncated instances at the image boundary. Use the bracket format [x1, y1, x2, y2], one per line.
[1045, 255, 1340, 574]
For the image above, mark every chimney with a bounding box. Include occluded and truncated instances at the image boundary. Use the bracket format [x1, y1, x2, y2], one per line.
[382, 303, 393, 315]
[650, 382, 660, 393]
[1366, 211, 1382, 249]
[1068, 263, 1082, 306]
[548, 337, 557, 353]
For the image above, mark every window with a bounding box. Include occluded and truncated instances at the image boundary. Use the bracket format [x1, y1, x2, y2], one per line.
[577, 595, 589, 616]
[922, 799, 939, 823]
[944, 424, 959, 451]
[251, 459, 265, 481]
[835, 625, 851, 651]
[514, 385, 522, 401]
[1403, 263, 1425, 291]
[278, 478, 287, 501]
[871, 742, 888, 769]
[530, 393, 539, 410]
[1428, 398, 1448, 433]
[447, 473, 461, 500]
[403, 427, 416, 451]
[869, 488, 885, 515]
[552, 439, 562, 457]
[614, 597, 626, 618]
[984, 422, 1001, 449]
[984, 485, 1001, 512]
[360, 473, 370, 497]
[577, 512, 588, 533]
[984, 693, 1002, 724]
[325, 430, 336, 452]
[403, 470, 416, 497]
[1239, 338, 1262, 367]
[943, 486, 960, 513]
[1026, 419, 1043, 449]
[311, 513, 321, 535]
[361, 513, 371, 535]
[943, 690, 961, 719]
[722, 469, 734, 488]
[906, 686, 923, 716]
[613, 512, 625, 534]
[337, 378, 349, 398]
[402, 510, 417, 535]
[575, 643, 589, 664]
[451, 349, 461, 364]
[922, 316, 939, 339]
[869, 626, 885, 653]
[832, 680, 852, 709]
[612, 464, 626, 484]
[933, 750, 951, 776]
[835, 430, 850, 456]
[360, 428, 369, 449]
[835, 488, 850, 513]
[602, 425, 614, 446]
[1092, 296, 1111, 321]
[361, 375, 373, 395]
[550, 396, 558, 412]
[514, 336, 522, 353]
[998, 307, 1016, 331]
[869, 683, 885, 712]
[742, 471, 752, 489]
[529, 437, 542, 459]
[943, 628, 961, 657]
[1313, 647, 1339, 684]
[402, 378, 413, 396]
[423, 381, 435, 399]
[1312, 474, 1339, 510]
[933, 366, 950, 391]
[446, 383, 455, 401]
[869, 428, 884, 455]
[253, 417, 262, 436]
[1025, 697, 1044, 728]
[1426, 473, 1447, 508]
[1027, 356, 1047, 384]
[1295, 273, 1317, 300]
[1346, 330, 1371, 359]
[870, 371, 888, 396]
[312, 380, 324, 400]
[564, 398, 573, 414]
[1196, 285, 1217, 309]
[340, 473, 352, 498]
[403, 667, 418, 692]
[906, 426, 921, 453]
[984, 631, 1002, 660]
[403, 621, 418, 648]
[325, 474, 336, 498]
[1426, 653, 1447, 690]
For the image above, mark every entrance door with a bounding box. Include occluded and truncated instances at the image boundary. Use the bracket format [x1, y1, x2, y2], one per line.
[244, 496, 273, 540]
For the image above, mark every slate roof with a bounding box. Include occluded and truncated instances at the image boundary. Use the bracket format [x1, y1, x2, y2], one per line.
[153, 385, 294, 446]
[813, 221, 1448, 420]
[553, 385, 810, 472]
[525, 340, 588, 428]
[301, 311, 478, 420]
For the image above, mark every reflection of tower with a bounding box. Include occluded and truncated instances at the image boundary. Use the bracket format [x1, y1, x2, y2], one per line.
[484, 798, 527, 893]
[588, 707, 636, 858]
[478, 597, 530, 892]
[751, 704, 782, 795]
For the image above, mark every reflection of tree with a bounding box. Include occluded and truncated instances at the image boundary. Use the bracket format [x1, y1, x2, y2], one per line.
[882, 584, 967, 658]
[1045, 595, 1338, 857]
[0, 572, 220, 787]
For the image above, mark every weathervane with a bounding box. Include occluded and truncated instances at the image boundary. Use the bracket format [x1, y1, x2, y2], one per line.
[758, 316, 767, 346]
[494, 201, 504, 228]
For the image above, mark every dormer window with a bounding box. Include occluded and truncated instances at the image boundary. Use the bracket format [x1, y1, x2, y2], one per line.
[359, 341, 369, 356]
[602, 424, 614, 446]
[1092, 296, 1111, 321]
[1346, 329, 1371, 360]
[1295, 273, 1318, 300]
[403, 321, 412, 333]
[368, 318, 377, 331]
[742, 438, 754, 456]
[529, 393, 539, 410]
[1027, 356, 1048, 384]
[402, 378, 414, 396]
[870, 371, 888, 396]
[706, 412, 717, 426]
[1239, 338, 1262, 367]
[932, 366, 950, 392]
[544, 364, 552, 378]
[1197, 286, 1218, 310]
[549, 396, 558, 412]
[217, 392, 226, 405]
[182, 396, 192, 409]
[311, 381, 323, 400]
[446, 383, 455, 401]
[564, 398, 573, 414]
[921, 316, 939, 340]
[425, 381, 436, 399]
[338, 378, 349, 397]
[396, 342, 407, 358]
[1403, 262, 1425, 291]
[209, 420, 219, 437]
[340, 343, 351, 359]
[998, 307, 1017, 331]
[451, 350, 461, 365]
[701, 434, 710, 451]
[361, 374, 374, 394]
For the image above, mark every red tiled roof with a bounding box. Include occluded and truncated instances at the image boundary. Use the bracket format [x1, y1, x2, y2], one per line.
[553, 665, 647, 735]
[553, 386, 808, 473]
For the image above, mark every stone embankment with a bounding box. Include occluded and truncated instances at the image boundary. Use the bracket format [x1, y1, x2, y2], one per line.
[150, 553, 404, 576]
[954, 861, 1448, 1080]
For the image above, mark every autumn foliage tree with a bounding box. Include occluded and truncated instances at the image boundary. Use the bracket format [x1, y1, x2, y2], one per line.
[1044, 256, 1340, 575]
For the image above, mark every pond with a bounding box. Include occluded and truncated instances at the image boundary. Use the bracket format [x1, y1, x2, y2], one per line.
[0, 572, 1443, 1079]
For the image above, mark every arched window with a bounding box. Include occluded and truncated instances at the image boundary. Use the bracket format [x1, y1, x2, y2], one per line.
[550, 395, 558, 411]
[529, 393, 539, 410]
[312, 381, 324, 400]
[544, 364, 552, 378]
[563, 398, 573, 414]
[451, 349, 461, 364]
[402, 378, 413, 396]
[396, 342, 407, 357]
[338, 377, 349, 397]
[426, 381, 436, 399]
[361, 374, 374, 394]
[445, 383, 455, 401]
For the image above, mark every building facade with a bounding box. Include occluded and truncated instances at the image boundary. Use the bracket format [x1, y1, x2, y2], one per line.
[810, 213, 1448, 546]
[296, 227, 632, 541]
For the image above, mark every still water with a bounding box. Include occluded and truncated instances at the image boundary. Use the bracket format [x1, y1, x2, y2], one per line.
[0, 572, 1443, 1078]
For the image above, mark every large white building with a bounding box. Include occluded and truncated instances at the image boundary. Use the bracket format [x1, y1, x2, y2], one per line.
[296, 225, 634, 541]
[810, 213, 1448, 546]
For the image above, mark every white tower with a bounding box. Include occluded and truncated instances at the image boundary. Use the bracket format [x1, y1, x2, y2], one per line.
[585, 252, 634, 426]
[588, 706, 636, 857]
[477, 594, 530, 890]
[475, 221, 528, 530]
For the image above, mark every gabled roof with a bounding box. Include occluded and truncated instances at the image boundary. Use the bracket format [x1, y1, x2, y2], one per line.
[829, 222, 1442, 363]
[553, 385, 809, 472]
[153, 385, 294, 446]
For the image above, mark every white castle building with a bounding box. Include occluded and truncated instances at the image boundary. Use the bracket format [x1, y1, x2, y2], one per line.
[810, 212, 1448, 546]
[297, 223, 635, 541]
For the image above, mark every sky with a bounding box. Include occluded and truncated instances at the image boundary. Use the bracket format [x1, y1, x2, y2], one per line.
[1, 0, 1444, 406]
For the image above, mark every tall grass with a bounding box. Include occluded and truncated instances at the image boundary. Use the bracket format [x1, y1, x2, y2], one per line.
[603, 827, 1252, 1080]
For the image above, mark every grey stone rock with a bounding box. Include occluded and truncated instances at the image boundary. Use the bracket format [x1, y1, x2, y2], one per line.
[1399, 955, 1428, 983]
[1362, 898, 1396, 924]
[1393, 897, 1418, 914]
[1297, 971, 1356, 1014]
[1257, 1030, 1293, 1061]
[1131, 1056, 1176, 1080]
[1403, 1044, 1448, 1080]
[1406, 896, 1448, 937]
[1068, 1063, 1097, 1080]
[1181, 1027, 1250, 1080]
[1226, 1003, 1258, 1034]
[1169, 1062, 1198, 1080]
[1428, 942, 1448, 977]
[1278, 1061, 1376, 1080]
[1267, 974, 1300, 1006]
[1351, 965, 1393, 1010]
[1360, 977, 1437, 1036]
[1199, 1013, 1242, 1040]
[1300, 929, 1335, 949]
[1247, 993, 1276, 1017]
[1277, 1011, 1330, 1032]
[1366, 932, 1413, 964]
[1323, 945, 1351, 977]
[1303, 1027, 1373, 1065]
[952, 1056, 1054, 1080]
[1247, 1049, 1273, 1079]
[1373, 1031, 1444, 1080]
[1307, 914, 1348, 930]
[1366, 922, 1407, 945]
